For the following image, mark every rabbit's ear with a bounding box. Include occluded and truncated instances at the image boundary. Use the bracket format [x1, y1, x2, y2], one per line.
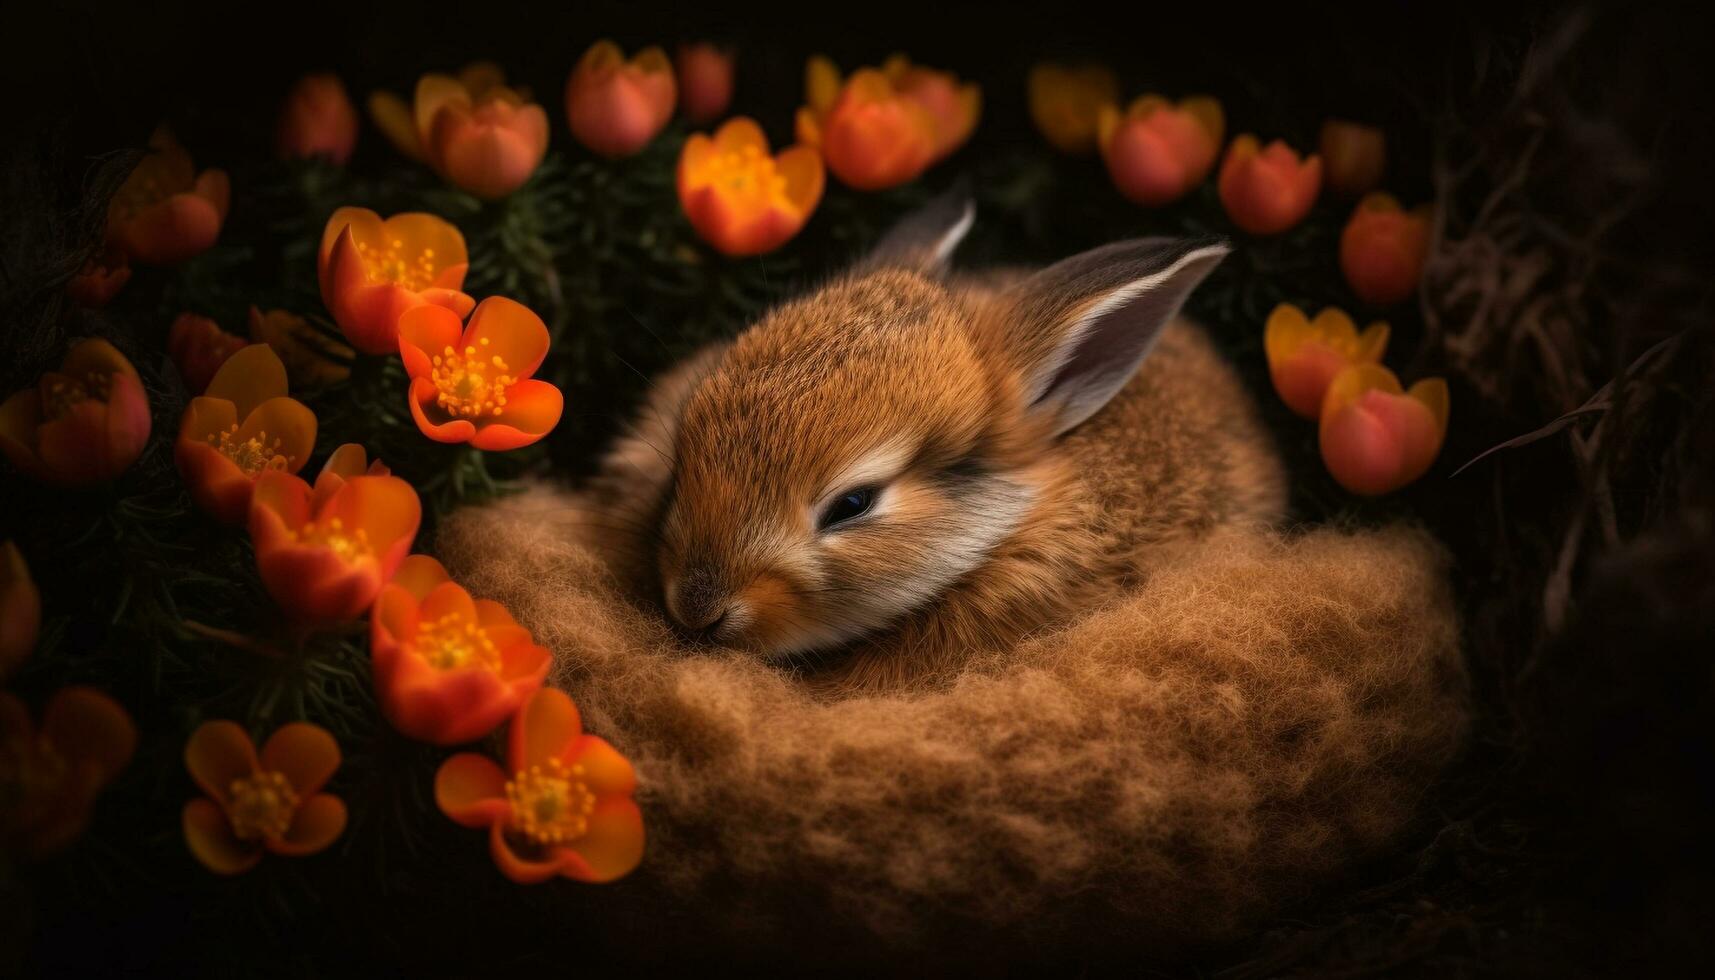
[1002, 237, 1229, 437]
[860, 178, 975, 275]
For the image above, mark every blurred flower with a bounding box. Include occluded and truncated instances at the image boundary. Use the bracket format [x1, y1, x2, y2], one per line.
[371, 555, 551, 746]
[182, 721, 344, 874]
[277, 73, 359, 165]
[1319, 364, 1449, 496]
[435, 687, 643, 884]
[370, 64, 548, 197]
[676, 42, 734, 124]
[565, 40, 677, 158]
[107, 127, 229, 266]
[1097, 94, 1225, 206]
[795, 58, 937, 191]
[678, 117, 824, 257]
[1264, 303, 1389, 419]
[1, 542, 41, 679]
[1217, 135, 1322, 235]
[67, 245, 131, 308]
[397, 297, 562, 450]
[175, 344, 316, 525]
[249, 469, 420, 624]
[249, 307, 353, 387]
[1028, 63, 1119, 155]
[1319, 119, 1386, 198]
[313, 442, 390, 503]
[879, 54, 980, 162]
[317, 207, 474, 356]
[0, 339, 151, 487]
[2, 687, 135, 859]
[168, 313, 247, 394]
[1340, 192, 1431, 307]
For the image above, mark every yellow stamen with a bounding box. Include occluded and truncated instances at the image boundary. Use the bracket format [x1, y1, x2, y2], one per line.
[290, 516, 373, 563]
[706, 144, 790, 206]
[42, 371, 114, 420]
[414, 609, 501, 671]
[354, 237, 441, 290]
[209, 424, 291, 477]
[504, 758, 594, 846]
[227, 769, 300, 841]
[428, 338, 516, 419]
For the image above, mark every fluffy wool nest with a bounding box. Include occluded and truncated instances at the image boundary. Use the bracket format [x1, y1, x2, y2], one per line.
[439, 486, 1468, 951]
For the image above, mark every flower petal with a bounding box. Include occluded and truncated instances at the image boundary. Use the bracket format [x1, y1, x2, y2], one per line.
[561, 796, 645, 883]
[185, 720, 259, 805]
[236, 397, 318, 476]
[462, 297, 550, 379]
[565, 735, 637, 797]
[205, 344, 289, 419]
[268, 793, 346, 856]
[435, 753, 511, 827]
[489, 822, 564, 884]
[509, 686, 583, 771]
[41, 687, 136, 786]
[325, 475, 422, 562]
[391, 553, 451, 599]
[397, 304, 466, 380]
[183, 797, 263, 874]
[367, 93, 426, 161]
[470, 379, 562, 451]
[260, 722, 341, 797]
[420, 580, 479, 626]
[407, 377, 479, 444]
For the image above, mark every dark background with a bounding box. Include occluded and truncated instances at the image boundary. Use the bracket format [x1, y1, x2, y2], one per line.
[3, 1, 1713, 976]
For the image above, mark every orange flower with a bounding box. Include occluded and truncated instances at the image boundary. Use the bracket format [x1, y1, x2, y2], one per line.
[317, 207, 474, 356]
[1028, 63, 1119, 155]
[0, 339, 151, 487]
[168, 313, 248, 394]
[397, 297, 562, 450]
[1098, 94, 1225, 206]
[678, 118, 824, 257]
[277, 73, 359, 165]
[182, 720, 345, 874]
[1340, 193, 1432, 307]
[565, 41, 677, 159]
[1319, 119, 1386, 198]
[879, 54, 980, 162]
[107, 127, 229, 266]
[370, 66, 548, 198]
[796, 59, 937, 191]
[67, 245, 131, 308]
[1217, 134, 1323, 235]
[175, 344, 316, 525]
[676, 42, 734, 125]
[315, 442, 391, 496]
[1, 542, 41, 679]
[1264, 303, 1389, 419]
[435, 687, 643, 884]
[2, 687, 135, 859]
[248, 307, 353, 386]
[1319, 364, 1450, 496]
[371, 555, 551, 745]
[249, 468, 420, 624]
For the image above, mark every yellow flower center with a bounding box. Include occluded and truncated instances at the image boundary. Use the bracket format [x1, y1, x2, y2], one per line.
[356, 237, 439, 291]
[708, 144, 789, 207]
[430, 338, 516, 419]
[290, 516, 373, 563]
[227, 769, 300, 841]
[505, 758, 594, 847]
[209, 424, 292, 477]
[415, 610, 501, 671]
[43, 372, 112, 420]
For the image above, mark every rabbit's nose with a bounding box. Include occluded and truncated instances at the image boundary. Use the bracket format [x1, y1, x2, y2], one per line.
[667, 570, 732, 635]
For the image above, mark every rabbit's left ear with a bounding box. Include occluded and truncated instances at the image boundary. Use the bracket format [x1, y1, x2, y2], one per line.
[1001, 237, 1230, 437]
[860, 178, 975, 275]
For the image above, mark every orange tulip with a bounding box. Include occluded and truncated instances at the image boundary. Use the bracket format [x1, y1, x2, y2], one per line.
[168, 313, 247, 394]
[435, 687, 643, 884]
[397, 296, 562, 450]
[2, 687, 135, 858]
[107, 127, 229, 266]
[67, 245, 131, 308]
[371, 555, 552, 745]
[565, 41, 677, 159]
[879, 54, 980, 162]
[1264, 303, 1389, 419]
[248, 307, 353, 386]
[277, 73, 359, 165]
[0, 338, 151, 487]
[676, 42, 734, 125]
[249, 468, 420, 624]
[1098, 94, 1225, 206]
[369, 67, 547, 198]
[1319, 364, 1449, 496]
[678, 118, 824, 257]
[1341, 193, 1432, 307]
[182, 720, 345, 874]
[317, 207, 474, 356]
[175, 344, 316, 525]
[1217, 134, 1323, 235]
[1319, 119, 1386, 198]
[796, 60, 937, 191]
[1, 542, 41, 679]
[1028, 63, 1119, 155]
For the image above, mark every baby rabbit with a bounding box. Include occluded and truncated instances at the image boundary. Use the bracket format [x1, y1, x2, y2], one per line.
[585, 187, 1286, 689]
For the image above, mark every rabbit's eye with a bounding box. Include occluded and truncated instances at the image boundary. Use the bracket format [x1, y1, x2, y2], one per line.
[819, 486, 877, 530]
